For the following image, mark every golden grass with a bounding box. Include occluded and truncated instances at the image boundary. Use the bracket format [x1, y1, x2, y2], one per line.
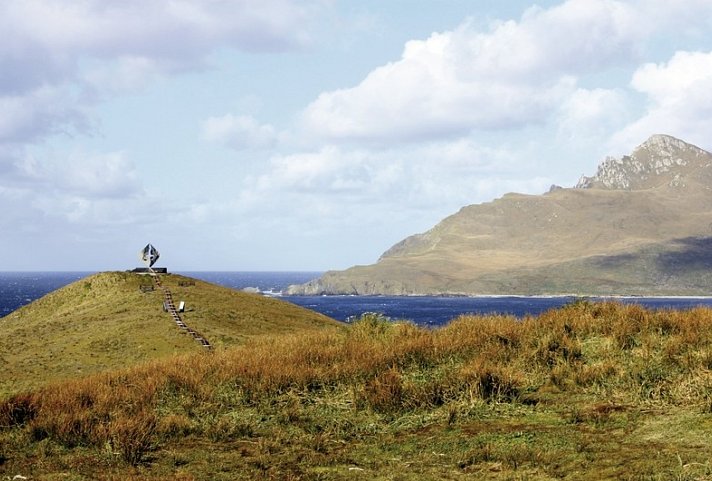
[1, 303, 712, 479]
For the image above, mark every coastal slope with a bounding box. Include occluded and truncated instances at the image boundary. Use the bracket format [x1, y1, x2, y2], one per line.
[0, 271, 341, 395]
[289, 135, 712, 295]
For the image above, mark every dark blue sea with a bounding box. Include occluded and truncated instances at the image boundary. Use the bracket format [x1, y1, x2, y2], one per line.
[3, 271, 712, 327]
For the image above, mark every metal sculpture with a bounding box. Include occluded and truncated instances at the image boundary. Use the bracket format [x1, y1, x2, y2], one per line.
[139, 243, 160, 268]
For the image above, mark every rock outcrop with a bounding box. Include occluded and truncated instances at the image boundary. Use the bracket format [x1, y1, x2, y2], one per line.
[575, 134, 711, 190]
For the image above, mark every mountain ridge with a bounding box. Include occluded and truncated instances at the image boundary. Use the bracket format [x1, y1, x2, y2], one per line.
[289, 134, 712, 296]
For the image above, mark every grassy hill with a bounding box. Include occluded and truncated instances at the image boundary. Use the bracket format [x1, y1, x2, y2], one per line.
[1, 302, 711, 480]
[0, 271, 342, 396]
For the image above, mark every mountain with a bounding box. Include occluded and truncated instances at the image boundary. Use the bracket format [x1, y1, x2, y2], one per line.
[0, 271, 341, 395]
[289, 135, 712, 296]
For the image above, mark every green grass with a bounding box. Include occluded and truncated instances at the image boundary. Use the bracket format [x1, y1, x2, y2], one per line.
[0, 272, 342, 396]
[1, 303, 711, 480]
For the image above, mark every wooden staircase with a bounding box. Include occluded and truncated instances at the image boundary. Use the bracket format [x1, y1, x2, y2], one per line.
[152, 273, 212, 349]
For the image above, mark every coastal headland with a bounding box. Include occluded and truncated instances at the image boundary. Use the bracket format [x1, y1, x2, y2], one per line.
[290, 135, 712, 297]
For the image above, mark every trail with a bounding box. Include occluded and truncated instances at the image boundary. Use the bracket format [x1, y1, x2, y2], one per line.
[152, 273, 212, 349]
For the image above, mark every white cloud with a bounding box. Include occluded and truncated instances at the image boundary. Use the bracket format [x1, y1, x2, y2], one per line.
[5, 0, 712, 271]
[556, 87, 631, 147]
[254, 147, 378, 195]
[0, 148, 145, 238]
[189, 138, 555, 268]
[239, 139, 550, 220]
[613, 50, 712, 151]
[30, 194, 157, 226]
[0, 0, 327, 148]
[202, 114, 277, 150]
[559, 88, 626, 124]
[0, 86, 88, 142]
[82, 56, 167, 95]
[56, 151, 142, 199]
[0, 0, 328, 252]
[0, 0, 319, 73]
[301, 0, 643, 143]
[631, 50, 712, 101]
[8, 150, 141, 199]
[0, 0, 313, 103]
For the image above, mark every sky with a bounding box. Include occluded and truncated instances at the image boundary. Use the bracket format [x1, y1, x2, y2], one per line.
[3, 0, 712, 271]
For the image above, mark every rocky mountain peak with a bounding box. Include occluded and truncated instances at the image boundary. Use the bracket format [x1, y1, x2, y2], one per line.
[575, 134, 711, 190]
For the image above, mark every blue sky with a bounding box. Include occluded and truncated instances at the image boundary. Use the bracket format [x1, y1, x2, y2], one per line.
[3, 0, 712, 271]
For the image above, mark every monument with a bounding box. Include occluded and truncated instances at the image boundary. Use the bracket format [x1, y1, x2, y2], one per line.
[132, 243, 168, 273]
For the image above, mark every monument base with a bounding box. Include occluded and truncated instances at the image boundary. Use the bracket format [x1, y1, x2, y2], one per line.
[131, 267, 168, 274]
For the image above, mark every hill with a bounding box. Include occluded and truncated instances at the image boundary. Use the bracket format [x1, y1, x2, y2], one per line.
[289, 135, 712, 295]
[0, 271, 341, 396]
[1, 303, 711, 479]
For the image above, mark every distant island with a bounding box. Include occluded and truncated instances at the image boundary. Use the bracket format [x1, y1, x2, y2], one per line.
[289, 135, 712, 296]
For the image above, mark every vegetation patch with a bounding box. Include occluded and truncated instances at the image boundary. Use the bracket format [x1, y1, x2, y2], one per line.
[1, 302, 712, 479]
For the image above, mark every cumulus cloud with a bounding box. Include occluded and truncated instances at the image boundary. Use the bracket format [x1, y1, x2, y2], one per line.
[55, 151, 142, 199]
[556, 87, 631, 147]
[82, 56, 167, 95]
[0, 148, 144, 235]
[613, 50, 712, 150]
[240, 140, 550, 217]
[202, 114, 278, 150]
[5, 0, 712, 270]
[631, 50, 712, 104]
[0, 0, 325, 147]
[0, 86, 88, 142]
[0, 0, 326, 238]
[9, 150, 141, 198]
[204, 138, 554, 269]
[0, 0, 318, 76]
[301, 0, 642, 143]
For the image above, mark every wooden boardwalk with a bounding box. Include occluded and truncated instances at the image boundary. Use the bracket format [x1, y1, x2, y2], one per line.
[152, 273, 212, 349]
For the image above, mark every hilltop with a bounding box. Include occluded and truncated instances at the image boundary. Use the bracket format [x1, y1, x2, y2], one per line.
[289, 135, 712, 296]
[0, 271, 341, 396]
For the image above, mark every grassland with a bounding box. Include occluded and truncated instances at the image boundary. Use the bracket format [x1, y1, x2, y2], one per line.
[0, 271, 341, 396]
[2, 302, 711, 480]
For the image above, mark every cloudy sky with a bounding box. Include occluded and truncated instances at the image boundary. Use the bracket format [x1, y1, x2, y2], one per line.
[3, 0, 712, 271]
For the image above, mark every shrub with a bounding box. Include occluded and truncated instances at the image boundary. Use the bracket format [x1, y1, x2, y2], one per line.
[348, 312, 394, 341]
[108, 410, 157, 466]
[157, 414, 194, 439]
[361, 367, 403, 413]
[573, 361, 619, 387]
[0, 393, 38, 427]
[459, 359, 521, 402]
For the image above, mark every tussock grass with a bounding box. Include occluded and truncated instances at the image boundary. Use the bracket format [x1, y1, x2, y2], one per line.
[2, 303, 712, 479]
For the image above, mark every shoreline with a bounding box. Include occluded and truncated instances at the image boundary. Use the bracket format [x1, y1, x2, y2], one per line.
[280, 292, 712, 300]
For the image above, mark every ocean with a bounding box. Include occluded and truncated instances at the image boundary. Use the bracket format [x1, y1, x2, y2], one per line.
[0, 272, 92, 317]
[3, 271, 712, 327]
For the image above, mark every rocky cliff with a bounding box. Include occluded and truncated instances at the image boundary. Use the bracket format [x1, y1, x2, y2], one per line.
[289, 135, 712, 296]
[575, 135, 712, 190]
